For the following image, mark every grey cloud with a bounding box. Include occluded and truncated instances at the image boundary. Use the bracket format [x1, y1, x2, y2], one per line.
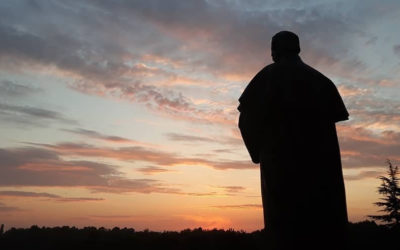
[0, 80, 40, 97]
[0, 103, 76, 126]
[0, 201, 24, 212]
[0, 6, 130, 81]
[0, 103, 67, 120]
[0, 145, 234, 195]
[62, 128, 134, 143]
[165, 132, 243, 146]
[93, 0, 369, 77]
[0, 146, 165, 195]
[394, 45, 400, 57]
[0, 190, 104, 202]
[0, 23, 85, 73]
[341, 137, 400, 159]
[165, 133, 216, 143]
[69, 79, 224, 125]
[0, 190, 59, 198]
[0, 0, 375, 127]
[0, 1, 388, 80]
[106, 82, 192, 111]
[0, 3, 168, 82]
[0, 146, 117, 187]
[342, 91, 400, 130]
[338, 126, 400, 168]
[0, 1, 398, 177]
[91, 179, 216, 196]
[35, 142, 181, 165]
[35, 141, 254, 170]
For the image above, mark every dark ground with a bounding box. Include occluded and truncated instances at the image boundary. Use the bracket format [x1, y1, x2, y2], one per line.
[0, 220, 398, 250]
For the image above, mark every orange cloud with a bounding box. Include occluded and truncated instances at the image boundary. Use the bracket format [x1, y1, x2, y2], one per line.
[344, 170, 382, 181]
[177, 214, 232, 230]
[137, 166, 172, 175]
[337, 85, 370, 97]
[141, 53, 183, 69]
[214, 186, 246, 193]
[211, 204, 262, 210]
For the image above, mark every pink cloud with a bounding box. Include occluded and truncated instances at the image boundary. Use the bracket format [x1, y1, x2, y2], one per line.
[337, 125, 400, 168]
[34, 142, 253, 170]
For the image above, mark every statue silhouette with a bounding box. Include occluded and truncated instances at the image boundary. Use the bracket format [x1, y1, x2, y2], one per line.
[238, 31, 349, 250]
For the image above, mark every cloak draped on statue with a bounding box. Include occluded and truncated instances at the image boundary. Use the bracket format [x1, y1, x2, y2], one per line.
[237, 56, 349, 245]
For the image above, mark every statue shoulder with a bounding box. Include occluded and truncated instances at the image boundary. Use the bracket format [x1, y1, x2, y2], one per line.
[238, 64, 275, 112]
[301, 62, 334, 84]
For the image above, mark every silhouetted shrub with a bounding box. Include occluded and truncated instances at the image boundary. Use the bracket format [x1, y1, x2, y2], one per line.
[0, 222, 398, 250]
[368, 160, 400, 228]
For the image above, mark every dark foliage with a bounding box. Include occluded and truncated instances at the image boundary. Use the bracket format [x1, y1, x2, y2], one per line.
[0, 221, 399, 250]
[368, 160, 400, 227]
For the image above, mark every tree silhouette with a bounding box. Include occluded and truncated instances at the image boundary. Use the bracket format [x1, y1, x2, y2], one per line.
[368, 160, 400, 228]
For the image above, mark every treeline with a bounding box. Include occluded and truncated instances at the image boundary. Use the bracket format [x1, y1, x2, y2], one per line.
[0, 220, 398, 250]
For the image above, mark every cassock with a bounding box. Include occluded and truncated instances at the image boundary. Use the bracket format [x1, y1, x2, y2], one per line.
[238, 56, 349, 248]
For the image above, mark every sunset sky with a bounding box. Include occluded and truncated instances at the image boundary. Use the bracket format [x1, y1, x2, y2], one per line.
[0, 0, 399, 232]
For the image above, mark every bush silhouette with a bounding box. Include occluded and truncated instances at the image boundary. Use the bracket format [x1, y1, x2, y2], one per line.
[0, 222, 399, 250]
[368, 160, 400, 228]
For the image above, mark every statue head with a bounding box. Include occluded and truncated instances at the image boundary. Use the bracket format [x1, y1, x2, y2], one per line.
[271, 31, 301, 62]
